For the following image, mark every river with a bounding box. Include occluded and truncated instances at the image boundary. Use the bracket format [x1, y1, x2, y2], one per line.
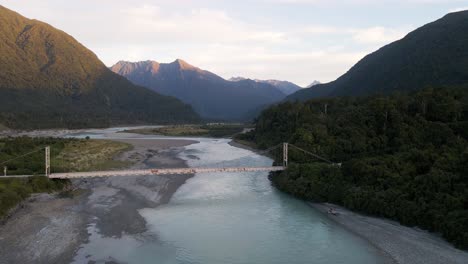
[69, 130, 389, 264]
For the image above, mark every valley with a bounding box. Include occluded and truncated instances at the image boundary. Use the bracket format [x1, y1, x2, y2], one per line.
[110, 60, 294, 121]
[0, 2, 468, 264]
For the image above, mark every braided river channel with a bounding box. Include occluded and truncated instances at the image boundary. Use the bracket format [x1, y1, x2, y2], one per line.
[69, 129, 390, 264]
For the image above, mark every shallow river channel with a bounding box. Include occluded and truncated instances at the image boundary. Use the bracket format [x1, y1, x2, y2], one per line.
[70, 130, 389, 264]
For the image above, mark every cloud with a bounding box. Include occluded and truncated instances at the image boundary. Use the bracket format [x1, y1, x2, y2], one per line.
[301, 25, 341, 34]
[268, 0, 465, 4]
[298, 25, 411, 45]
[108, 5, 407, 84]
[350, 27, 409, 44]
[189, 44, 368, 85]
[118, 5, 287, 45]
[449, 7, 468, 12]
[0, 0, 416, 85]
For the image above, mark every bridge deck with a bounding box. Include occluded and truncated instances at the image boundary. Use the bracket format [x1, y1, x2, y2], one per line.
[48, 166, 286, 179]
[0, 175, 47, 178]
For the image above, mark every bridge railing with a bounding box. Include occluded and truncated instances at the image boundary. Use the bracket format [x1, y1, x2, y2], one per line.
[1, 142, 338, 178]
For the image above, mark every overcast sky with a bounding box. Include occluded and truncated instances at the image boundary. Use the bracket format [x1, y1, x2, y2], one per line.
[1, 0, 467, 86]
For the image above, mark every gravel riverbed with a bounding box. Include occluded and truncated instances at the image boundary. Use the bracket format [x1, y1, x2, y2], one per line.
[311, 203, 468, 264]
[0, 137, 198, 264]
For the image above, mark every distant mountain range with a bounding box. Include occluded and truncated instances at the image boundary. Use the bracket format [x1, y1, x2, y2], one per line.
[229, 77, 302, 95]
[111, 60, 288, 121]
[0, 5, 199, 129]
[10, 3, 466, 128]
[287, 10, 468, 101]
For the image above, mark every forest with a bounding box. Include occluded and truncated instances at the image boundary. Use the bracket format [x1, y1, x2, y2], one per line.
[0, 137, 73, 217]
[239, 87, 468, 249]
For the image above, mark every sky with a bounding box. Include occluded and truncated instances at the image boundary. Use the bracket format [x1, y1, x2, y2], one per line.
[1, 0, 467, 86]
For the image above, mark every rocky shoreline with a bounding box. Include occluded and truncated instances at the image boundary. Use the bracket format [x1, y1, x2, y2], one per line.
[310, 203, 468, 264]
[0, 137, 198, 264]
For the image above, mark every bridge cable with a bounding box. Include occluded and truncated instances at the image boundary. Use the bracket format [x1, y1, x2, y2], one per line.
[288, 144, 334, 164]
[257, 143, 283, 155]
[0, 147, 45, 166]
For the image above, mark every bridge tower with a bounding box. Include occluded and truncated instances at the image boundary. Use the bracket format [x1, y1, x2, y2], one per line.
[283, 142, 288, 167]
[45, 146, 50, 177]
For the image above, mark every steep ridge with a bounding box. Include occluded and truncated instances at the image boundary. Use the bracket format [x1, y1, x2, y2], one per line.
[306, 81, 321, 88]
[287, 11, 468, 101]
[229, 77, 302, 95]
[0, 5, 199, 129]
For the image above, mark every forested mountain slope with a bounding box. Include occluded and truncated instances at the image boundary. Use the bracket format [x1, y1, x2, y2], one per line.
[0, 5, 199, 129]
[287, 11, 468, 101]
[241, 87, 468, 249]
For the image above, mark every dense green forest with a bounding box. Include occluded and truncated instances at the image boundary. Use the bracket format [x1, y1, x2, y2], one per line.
[0, 137, 73, 175]
[0, 82, 200, 129]
[0, 137, 73, 217]
[240, 87, 468, 249]
[0, 176, 68, 218]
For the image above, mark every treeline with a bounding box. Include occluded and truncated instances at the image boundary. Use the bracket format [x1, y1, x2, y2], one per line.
[240, 87, 468, 249]
[0, 85, 201, 129]
[0, 176, 69, 217]
[0, 137, 72, 217]
[0, 137, 74, 175]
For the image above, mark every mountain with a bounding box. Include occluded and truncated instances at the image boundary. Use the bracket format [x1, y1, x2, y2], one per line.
[254, 79, 301, 95]
[229, 77, 247, 82]
[111, 60, 286, 121]
[306, 81, 321, 88]
[229, 77, 301, 95]
[0, 5, 199, 129]
[287, 10, 468, 101]
[246, 87, 468, 250]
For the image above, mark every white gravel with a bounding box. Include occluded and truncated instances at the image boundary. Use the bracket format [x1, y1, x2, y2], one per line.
[311, 203, 468, 264]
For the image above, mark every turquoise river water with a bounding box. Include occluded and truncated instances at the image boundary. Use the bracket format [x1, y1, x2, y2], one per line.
[70, 130, 388, 264]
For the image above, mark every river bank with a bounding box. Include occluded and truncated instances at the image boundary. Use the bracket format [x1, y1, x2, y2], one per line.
[230, 140, 468, 264]
[2, 130, 467, 263]
[0, 193, 87, 264]
[120, 124, 248, 138]
[0, 136, 198, 264]
[311, 203, 468, 264]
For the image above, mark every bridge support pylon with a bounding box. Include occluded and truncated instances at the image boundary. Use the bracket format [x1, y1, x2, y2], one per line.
[283, 142, 288, 167]
[45, 146, 50, 177]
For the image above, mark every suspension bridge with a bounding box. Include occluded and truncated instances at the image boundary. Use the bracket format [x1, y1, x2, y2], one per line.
[1, 142, 337, 179]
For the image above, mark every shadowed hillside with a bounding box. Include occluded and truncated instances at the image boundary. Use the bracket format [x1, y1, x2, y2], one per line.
[242, 87, 468, 249]
[111, 60, 286, 121]
[0, 6, 199, 129]
[288, 11, 468, 101]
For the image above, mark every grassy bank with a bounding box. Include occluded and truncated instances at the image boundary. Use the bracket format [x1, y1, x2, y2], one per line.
[0, 137, 132, 218]
[123, 124, 250, 138]
[53, 139, 132, 172]
[0, 177, 69, 217]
